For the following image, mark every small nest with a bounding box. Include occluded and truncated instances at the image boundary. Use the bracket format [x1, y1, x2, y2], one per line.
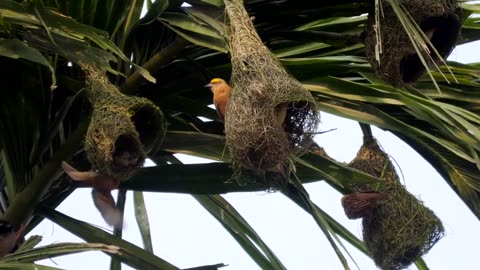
[224, 0, 319, 185]
[365, 0, 462, 85]
[345, 138, 444, 270]
[82, 64, 166, 180]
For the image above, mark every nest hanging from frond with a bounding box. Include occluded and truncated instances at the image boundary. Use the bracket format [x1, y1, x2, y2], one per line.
[343, 138, 444, 270]
[223, 0, 319, 184]
[81, 64, 166, 180]
[365, 0, 462, 85]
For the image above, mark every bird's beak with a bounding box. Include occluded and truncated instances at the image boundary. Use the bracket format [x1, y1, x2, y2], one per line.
[204, 83, 212, 88]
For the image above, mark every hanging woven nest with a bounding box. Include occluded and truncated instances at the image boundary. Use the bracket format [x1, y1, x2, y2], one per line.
[343, 138, 444, 270]
[365, 0, 462, 85]
[223, 0, 319, 183]
[81, 63, 166, 180]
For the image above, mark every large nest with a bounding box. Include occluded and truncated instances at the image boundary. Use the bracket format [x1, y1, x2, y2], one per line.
[82, 64, 166, 180]
[344, 138, 444, 270]
[365, 0, 462, 85]
[224, 0, 319, 182]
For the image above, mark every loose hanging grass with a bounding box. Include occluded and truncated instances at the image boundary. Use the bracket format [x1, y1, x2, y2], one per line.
[343, 137, 444, 270]
[223, 0, 319, 187]
[366, 0, 462, 86]
[81, 63, 166, 180]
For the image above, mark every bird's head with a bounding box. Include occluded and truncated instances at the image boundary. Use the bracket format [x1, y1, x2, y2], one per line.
[205, 78, 226, 93]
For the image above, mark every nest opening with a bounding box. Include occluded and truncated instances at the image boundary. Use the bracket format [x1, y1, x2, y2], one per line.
[131, 104, 165, 151]
[112, 134, 142, 168]
[284, 101, 318, 149]
[114, 135, 140, 155]
[400, 12, 461, 83]
[365, 0, 462, 85]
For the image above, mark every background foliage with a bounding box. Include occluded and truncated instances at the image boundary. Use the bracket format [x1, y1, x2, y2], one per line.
[1, 0, 480, 269]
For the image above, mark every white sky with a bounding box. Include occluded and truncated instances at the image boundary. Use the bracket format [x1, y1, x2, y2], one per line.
[29, 7, 480, 270]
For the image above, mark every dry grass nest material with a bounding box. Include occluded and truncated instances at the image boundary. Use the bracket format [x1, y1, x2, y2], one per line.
[365, 0, 462, 85]
[82, 64, 166, 180]
[363, 186, 444, 270]
[223, 0, 319, 185]
[347, 138, 444, 270]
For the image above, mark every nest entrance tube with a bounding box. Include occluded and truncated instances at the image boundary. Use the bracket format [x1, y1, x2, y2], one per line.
[365, 0, 462, 85]
[81, 63, 166, 180]
[343, 138, 444, 270]
[223, 0, 319, 187]
[130, 103, 166, 153]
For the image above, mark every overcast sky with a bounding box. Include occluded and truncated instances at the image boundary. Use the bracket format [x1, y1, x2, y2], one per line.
[29, 8, 480, 270]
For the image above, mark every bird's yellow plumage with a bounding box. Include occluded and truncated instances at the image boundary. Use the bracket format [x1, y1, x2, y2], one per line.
[205, 78, 289, 129]
[205, 78, 231, 121]
[210, 78, 223, 84]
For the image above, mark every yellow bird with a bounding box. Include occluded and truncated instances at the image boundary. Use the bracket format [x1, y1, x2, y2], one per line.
[205, 78, 288, 128]
[205, 78, 290, 178]
[205, 78, 231, 121]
